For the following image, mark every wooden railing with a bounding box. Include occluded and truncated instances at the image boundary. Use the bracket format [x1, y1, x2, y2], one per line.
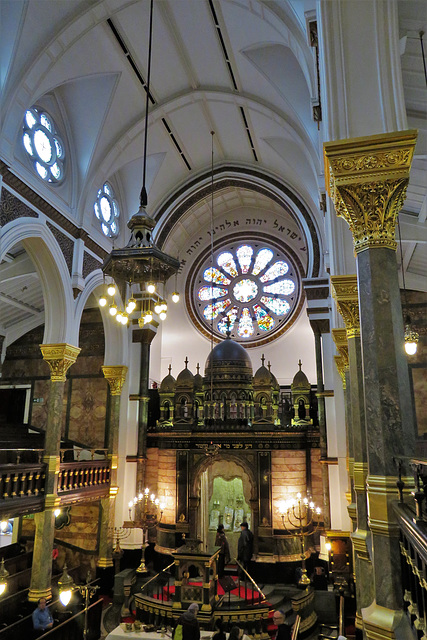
[38, 598, 103, 640]
[0, 447, 110, 517]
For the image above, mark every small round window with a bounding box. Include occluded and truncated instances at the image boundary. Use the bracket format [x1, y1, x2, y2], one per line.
[190, 241, 301, 345]
[22, 107, 65, 183]
[94, 182, 120, 238]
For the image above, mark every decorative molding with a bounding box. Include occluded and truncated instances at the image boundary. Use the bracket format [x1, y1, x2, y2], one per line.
[39, 343, 81, 382]
[367, 474, 414, 537]
[353, 461, 368, 493]
[0, 187, 38, 224]
[82, 251, 102, 279]
[352, 528, 371, 561]
[324, 130, 417, 253]
[46, 222, 74, 274]
[0, 161, 107, 260]
[331, 276, 360, 337]
[334, 355, 347, 389]
[332, 328, 349, 366]
[102, 365, 128, 396]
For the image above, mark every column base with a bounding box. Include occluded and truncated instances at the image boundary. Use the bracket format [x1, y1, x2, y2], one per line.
[97, 557, 114, 568]
[28, 586, 52, 602]
[362, 601, 413, 640]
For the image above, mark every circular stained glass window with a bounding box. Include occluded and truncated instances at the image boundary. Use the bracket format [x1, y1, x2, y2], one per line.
[191, 242, 300, 345]
[22, 107, 65, 184]
[94, 182, 120, 238]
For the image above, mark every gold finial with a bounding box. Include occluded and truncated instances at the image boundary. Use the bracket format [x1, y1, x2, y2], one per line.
[261, 354, 265, 366]
[298, 359, 302, 371]
[184, 357, 188, 369]
[168, 364, 172, 375]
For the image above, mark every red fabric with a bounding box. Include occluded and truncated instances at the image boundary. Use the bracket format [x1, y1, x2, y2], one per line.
[154, 582, 264, 602]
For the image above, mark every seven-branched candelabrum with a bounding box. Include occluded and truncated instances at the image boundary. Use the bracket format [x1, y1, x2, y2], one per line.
[277, 493, 322, 586]
[124, 488, 166, 573]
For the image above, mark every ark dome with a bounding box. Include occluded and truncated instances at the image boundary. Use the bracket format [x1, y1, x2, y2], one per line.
[205, 336, 252, 373]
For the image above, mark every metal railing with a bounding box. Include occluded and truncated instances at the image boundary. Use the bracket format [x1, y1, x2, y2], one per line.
[234, 558, 266, 604]
[140, 561, 175, 601]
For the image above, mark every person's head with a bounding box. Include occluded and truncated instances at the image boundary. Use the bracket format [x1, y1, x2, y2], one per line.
[272, 611, 285, 626]
[38, 598, 47, 609]
[188, 603, 199, 616]
[217, 524, 224, 533]
[240, 522, 248, 530]
[229, 626, 242, 640]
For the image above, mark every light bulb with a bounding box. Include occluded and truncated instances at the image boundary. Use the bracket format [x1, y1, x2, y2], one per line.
[160, 502, 166, 511]
[161, 301, 167, 312]
[133, 497, 138, 504]
[316, 507, 321, 514]
[147, 282, 156, 294]
[126, 298, 136, 314]
[59, 589, 72, 607]
[121, 313, 128, 325]
[159, 311, 167, 321]
[116, 311, 123, 323]
[325, 542, 332, 552]
[0, 521, 8, 532]
[128, 501, 134, 509]
[145, 488, 149, 495]
[297, 493, 301, 499]
[0, 583, 6, 597]
[154, 302, 162, 314]
[54, 509, 61, 518]
[155, 498, 159, 506]
[109, 304, 117, 316]
[138, 493, 143, 501]
[99, 295, 107, 307]
[309, 501, 314, 509]
[150, 494, 155, 502]
[303, 498, 308, 505]
[405, 342, 417, 355]
[404, 325, 419, 355]
[145, 310, 153, 323]
[107, 284, 116, 296]
[172, 292, 180, 303]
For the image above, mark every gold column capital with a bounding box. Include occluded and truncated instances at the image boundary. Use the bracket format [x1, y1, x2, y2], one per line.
[102, 365, 128, 395]
[334, 355, 347, 389]
[324, 130, 417, 253]
[351, 528, 371, 562]
[331, 275, 360, 337]
[353, 461, 369, 493]
[332, 328, 349, 389]
[40, 343, 81, 381]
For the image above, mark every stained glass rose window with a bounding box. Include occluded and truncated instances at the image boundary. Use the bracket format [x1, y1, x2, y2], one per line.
[22, 107, 65, 183]
[94, 182, 120, 238]
[192, 243, 299, 344]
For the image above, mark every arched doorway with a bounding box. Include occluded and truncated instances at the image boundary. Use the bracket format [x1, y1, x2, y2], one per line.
[192, 455, 256, 559]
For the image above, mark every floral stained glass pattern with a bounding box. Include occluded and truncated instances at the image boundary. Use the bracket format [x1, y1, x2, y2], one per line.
[94, 182, 120, 238]
[236, 245, 253, 274]
[217, 252, 238, 277]
[252, 248, 273, 276]
[238, 308, 254, 338]
[195, 243, 298, 342]
[260, 261, 289, 282]
[198, 286, 228, 301]
[233, 279, 258, 303]
[22, 107, 65, 183]
[203, 299, 231, 320]
[218, 307, 239, 334]
[263, 280, 295, 296]
[261, 296, 290, 316]
[203, 268, 231, 285]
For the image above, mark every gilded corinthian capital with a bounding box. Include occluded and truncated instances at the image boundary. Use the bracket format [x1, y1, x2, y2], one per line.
[40, 343, 81, 381]
[102, 365, 128, 396]
[324, 130, 417, 253]
[331, 275, 360, 338]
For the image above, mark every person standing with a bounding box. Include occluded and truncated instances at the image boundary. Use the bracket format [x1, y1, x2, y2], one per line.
[237, 521, 253, 574]
[32, 598, 53, 635]
[215, 524, 230, 578]
[174, 603, 200, 640]
[272, 611, 291, 640]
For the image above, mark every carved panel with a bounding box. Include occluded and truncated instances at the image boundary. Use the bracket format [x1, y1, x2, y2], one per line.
[46, 222, 74, 274]
[0, 188, 38, 225]
[82, 252, 102, 279]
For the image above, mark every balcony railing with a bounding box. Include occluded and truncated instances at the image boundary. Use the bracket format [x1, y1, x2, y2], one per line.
[394, 456, 427, 636]
[0, 448, 111, 517]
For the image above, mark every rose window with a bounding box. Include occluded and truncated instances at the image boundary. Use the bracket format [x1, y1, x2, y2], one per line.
[193, 243, 300, 343]
[22, 107, 65, 183]
[94, 182, 120, 238]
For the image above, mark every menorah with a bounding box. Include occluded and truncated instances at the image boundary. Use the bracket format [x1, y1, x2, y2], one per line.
[277, 493, 322, 586]
[124, 488, 165, 573]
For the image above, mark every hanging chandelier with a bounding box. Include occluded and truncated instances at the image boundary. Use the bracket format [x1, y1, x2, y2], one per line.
[99, 0, 179, 326]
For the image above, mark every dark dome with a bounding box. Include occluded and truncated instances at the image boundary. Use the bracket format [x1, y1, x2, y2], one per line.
[176, 367, 194, 386]
[254, 365, 271, 385]
[292, 361, 310, 389]
[160, 373, 176, 393]
[194, 373, 203, 389]
[205, 336, 252, 372]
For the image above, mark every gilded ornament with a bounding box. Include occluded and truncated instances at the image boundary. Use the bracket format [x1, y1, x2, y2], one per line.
[324, 130, 417, 253]
[102, 365, 128, 396]
[334, 355, 347, 389]
[331, 276, 360, 337]
[40, 343, 81, 382]
[332, 329, 349, 366]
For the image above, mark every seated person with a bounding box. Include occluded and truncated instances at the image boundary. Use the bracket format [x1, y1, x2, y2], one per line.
[32, 598, 53, 634]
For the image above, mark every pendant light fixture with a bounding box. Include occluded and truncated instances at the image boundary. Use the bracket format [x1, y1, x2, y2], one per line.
[398, 215, 419, 355]
[100, 0, 179, 325]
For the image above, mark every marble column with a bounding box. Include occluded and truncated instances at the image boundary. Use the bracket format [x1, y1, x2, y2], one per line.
[133, 325, 157, 495]
[325, 130, 417, 638]
[332, 277, 374, 635]
[97, 366, 128, 569]
[29, 344, 80, 602]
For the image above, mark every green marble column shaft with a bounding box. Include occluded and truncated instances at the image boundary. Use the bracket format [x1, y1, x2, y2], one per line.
[357, 246, 415, 610]
[313, 329, 331, 529]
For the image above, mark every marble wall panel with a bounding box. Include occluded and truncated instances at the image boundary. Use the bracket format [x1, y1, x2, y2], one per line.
[67, 377, 108, 448]
[271, 450, 306, 529]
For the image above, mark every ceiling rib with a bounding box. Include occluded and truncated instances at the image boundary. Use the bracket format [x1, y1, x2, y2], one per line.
[208, 0, 239, 91]
[107, 17, 192, 172]
[239, 106, 258, 162]
[0, 292, 42, 315]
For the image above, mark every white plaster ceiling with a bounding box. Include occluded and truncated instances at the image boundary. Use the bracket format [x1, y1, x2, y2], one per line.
[0, 0, 426, 352]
